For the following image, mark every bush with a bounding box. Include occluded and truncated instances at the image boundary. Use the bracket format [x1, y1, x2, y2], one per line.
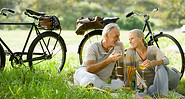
[61, 2, 107, 30]
[117, 15, 144, 30]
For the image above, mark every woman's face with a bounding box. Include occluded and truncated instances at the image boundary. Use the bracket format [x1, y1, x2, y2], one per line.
[129, 31, 142, 49]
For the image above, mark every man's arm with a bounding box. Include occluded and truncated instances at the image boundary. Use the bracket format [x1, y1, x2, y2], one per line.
[86, 54, 122, 73]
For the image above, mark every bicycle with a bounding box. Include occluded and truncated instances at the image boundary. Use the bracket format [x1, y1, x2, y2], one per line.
[0, 8, 67, 72]
[76, 16, 119, 64]
[78, 7, 185, 80]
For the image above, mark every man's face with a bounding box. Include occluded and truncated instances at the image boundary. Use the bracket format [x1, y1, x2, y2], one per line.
[129, 31, 142, 49]
[106, 27, 120, 47]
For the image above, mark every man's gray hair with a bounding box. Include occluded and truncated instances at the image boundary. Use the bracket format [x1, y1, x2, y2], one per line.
[102, 23, 120, 38]
[130, 29, 148, 47]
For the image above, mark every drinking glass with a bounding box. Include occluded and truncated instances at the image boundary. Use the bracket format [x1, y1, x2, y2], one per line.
[113, 46, 122, 56]
[139, 64, 146, 80]
[114, 46, 124, 86]
[139, 64, 147, 93]
[113, 47, 123, 72]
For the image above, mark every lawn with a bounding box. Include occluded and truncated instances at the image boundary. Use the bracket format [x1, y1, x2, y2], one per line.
[0, 29, 185, 98]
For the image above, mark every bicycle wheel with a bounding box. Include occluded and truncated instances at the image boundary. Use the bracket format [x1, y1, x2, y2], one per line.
[27, 31, 67, 72]
[78, 30, 102, 64]
[151, 33, 185, 79]
[0, 44, 5, 71]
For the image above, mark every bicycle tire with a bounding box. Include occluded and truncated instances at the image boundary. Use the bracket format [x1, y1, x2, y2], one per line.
[0, 44, 5, 71]
[150, 33, 185, 79]
[27, 31, 67, 72]
[78, 30, 102, 64]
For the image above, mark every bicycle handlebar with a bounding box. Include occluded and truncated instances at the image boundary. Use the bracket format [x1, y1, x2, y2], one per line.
[0, 8, 15, 16]
[126, 7, 158, 18]
[7, 9, 15, 13]
[126, 11, 134, 17]
[151, 7, 158, 13]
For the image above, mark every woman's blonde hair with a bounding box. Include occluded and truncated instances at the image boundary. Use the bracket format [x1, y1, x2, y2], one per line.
[130, 29, 148, 47]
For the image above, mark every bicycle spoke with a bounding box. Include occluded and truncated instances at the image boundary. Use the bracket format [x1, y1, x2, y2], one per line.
[45, 36, 59, 55]
[28, 32, 66, 72]
[46, 38, 51, 48]
[79, 30, 102, 64]
[32, 59, 45, 65]
[52, 36, 59, 51]
[51, 48, 62, 57]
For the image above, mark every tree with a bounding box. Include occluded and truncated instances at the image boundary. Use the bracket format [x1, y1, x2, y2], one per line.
[0, 0, 14, 9]
[160, 0, 185, 28]
[0, 0, 184, 29]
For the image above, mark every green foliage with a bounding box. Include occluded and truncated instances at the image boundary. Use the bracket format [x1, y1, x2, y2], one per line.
[0, 0, 184, 30]
[117, 15, 144, 30]
[77, 2, 104, 17]
[134, 0, 159, 12]
[59, 2, 107, 30]
[159, 0, 185, 28]
[0, 0, 14, 8]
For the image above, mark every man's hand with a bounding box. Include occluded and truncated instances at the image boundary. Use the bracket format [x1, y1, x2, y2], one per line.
[86, 53, 122, 73]
[108, 53, 122, 63]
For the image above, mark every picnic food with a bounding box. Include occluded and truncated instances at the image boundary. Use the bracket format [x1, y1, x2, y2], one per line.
[126, 66, 136, 87]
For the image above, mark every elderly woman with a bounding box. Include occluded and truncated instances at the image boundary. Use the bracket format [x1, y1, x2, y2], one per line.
[124, 29, 181, 97]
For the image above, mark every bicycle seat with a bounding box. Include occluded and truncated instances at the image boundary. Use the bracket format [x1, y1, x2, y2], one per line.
[25, 9, 45, 16]
[103, 17, 119, 24]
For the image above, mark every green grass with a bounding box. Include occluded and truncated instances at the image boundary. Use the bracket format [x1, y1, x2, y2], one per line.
[0, 30, 185, 98]
[0, 53, 134, 99]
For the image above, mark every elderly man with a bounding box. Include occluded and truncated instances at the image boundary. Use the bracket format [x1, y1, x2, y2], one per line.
[74, 23, 125, 88]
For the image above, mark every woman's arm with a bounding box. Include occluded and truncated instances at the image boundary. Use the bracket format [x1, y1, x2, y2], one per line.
[142, 59, 164, 67]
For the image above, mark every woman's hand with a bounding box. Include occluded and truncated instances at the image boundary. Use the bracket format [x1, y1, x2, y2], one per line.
[142, 59, 164, 68]
[142, 59, 152, 68]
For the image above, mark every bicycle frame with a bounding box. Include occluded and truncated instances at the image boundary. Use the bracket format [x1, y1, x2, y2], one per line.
[0, 8, 66, 72]
[0, 22, 41, 63]
[142, 15, 153, 38]
[142, 15, 160, 47]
